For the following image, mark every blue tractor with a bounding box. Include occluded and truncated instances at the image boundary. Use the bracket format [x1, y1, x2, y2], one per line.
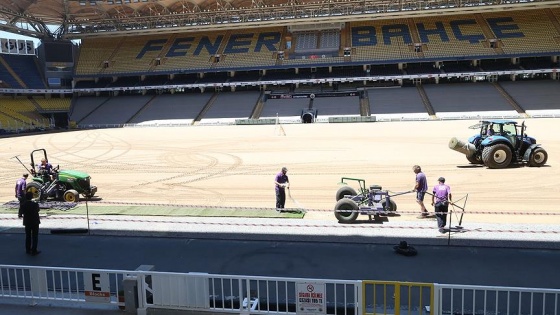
[449, 120, 548, 169]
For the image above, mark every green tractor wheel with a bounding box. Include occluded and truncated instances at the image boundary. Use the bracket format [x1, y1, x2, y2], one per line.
[334, 198, 359, 223]
[335, 186, 357, 201]
[63, 190, 80, 202]
[26, 182, 43, 200]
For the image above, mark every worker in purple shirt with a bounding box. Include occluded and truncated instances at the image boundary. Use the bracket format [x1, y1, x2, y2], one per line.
[413, 165, 429, 218]
[274, 167, 290, 211]
[431, 177, 452, 234]
[15, 173, 29, 218]
[37, 158, 55, 181]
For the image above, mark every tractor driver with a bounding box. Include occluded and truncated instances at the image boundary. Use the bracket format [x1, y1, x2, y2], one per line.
[486, 124, 495, 136]
[38, 158, 56, 182]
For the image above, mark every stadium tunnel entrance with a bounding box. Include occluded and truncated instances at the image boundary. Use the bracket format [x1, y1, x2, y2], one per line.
[301, 109, 317, 123]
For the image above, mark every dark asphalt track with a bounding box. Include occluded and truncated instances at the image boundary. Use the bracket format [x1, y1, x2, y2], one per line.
[1, 232, 558, 289]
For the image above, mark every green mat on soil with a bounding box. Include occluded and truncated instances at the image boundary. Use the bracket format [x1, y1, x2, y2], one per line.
[0, 204, 305, 218]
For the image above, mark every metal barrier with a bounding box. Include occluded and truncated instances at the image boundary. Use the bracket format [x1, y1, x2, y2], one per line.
[363, 281, 434, 315]
[0, 264, 131, 308]
[137, 271, 361, 315]
[435, 284, 560, 315]
[2, 264, 560, 315]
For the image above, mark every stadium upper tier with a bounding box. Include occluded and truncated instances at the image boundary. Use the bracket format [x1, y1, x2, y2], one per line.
[74, 9, 560, 77]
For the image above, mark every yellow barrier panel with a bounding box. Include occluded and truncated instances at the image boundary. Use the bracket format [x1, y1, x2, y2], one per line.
[362, 281, 434, 315]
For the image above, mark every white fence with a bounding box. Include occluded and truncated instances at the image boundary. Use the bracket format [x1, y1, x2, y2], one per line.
[1, 264, 559, 315]
[137, 272, 360, 315]
[435, 284, 560, 315]
[0, 264, 130, 307]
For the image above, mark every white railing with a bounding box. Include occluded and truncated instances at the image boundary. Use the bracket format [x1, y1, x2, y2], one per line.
[137, 271, 361, 315]
[0, 264, 131, 308]
[2, 264, 560, 315]
[435, 284, 560, 315]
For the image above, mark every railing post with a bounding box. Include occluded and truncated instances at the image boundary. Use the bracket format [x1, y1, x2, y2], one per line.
[432, 284, 440, 315]
[356, 281, 363, 315]
[126, 265, 155, 314]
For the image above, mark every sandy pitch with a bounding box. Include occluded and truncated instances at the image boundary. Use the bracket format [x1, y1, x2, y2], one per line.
[1, 118, 559, 225]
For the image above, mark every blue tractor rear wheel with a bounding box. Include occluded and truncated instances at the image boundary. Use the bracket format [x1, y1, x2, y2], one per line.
[482, 144, 512, 169]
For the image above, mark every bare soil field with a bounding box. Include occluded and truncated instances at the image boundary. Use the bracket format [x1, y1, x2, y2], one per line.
[1, 118, 559, 225]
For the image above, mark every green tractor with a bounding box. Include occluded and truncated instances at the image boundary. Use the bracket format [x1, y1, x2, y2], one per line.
[24, 149, 97, 202]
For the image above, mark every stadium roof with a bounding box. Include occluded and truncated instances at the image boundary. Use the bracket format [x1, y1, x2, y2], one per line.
[0, 0, 558, 40]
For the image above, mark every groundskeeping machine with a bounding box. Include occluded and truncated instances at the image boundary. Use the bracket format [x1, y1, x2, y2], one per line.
[15, 149, 97, 202]
[448, 120, 548, 169]
[334, 177, 410, 223]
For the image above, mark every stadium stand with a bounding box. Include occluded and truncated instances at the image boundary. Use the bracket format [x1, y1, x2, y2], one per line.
[500, 80, 560, 111]
[1, 4, 560, 132]
[152, 32, 223, 72]
[78, 95, 154, 126]
[128, 93, 214, 125]
[367, 86, 427, 116]
[423, 82, 516, 113]
[351, 21, 409, 62]
[69, 96, 111, 123]
[213, 27, 283, 69]
[260, 97, 310, 118]
[312, 96, 360, 116]
[417, 15, 496, 59]
[32, 97, 72, 112]
[69, 10, 560, 79]
[202, 91, 261, 120]
[104, 35, 166, 74]
[0, 56, 22, 88]
[1, 55, 45, 88]
[0, 97, 50, 128]
[21, 9, 560, 82]
[75, 37, 122, 76]
[484, 10, 560, 56]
